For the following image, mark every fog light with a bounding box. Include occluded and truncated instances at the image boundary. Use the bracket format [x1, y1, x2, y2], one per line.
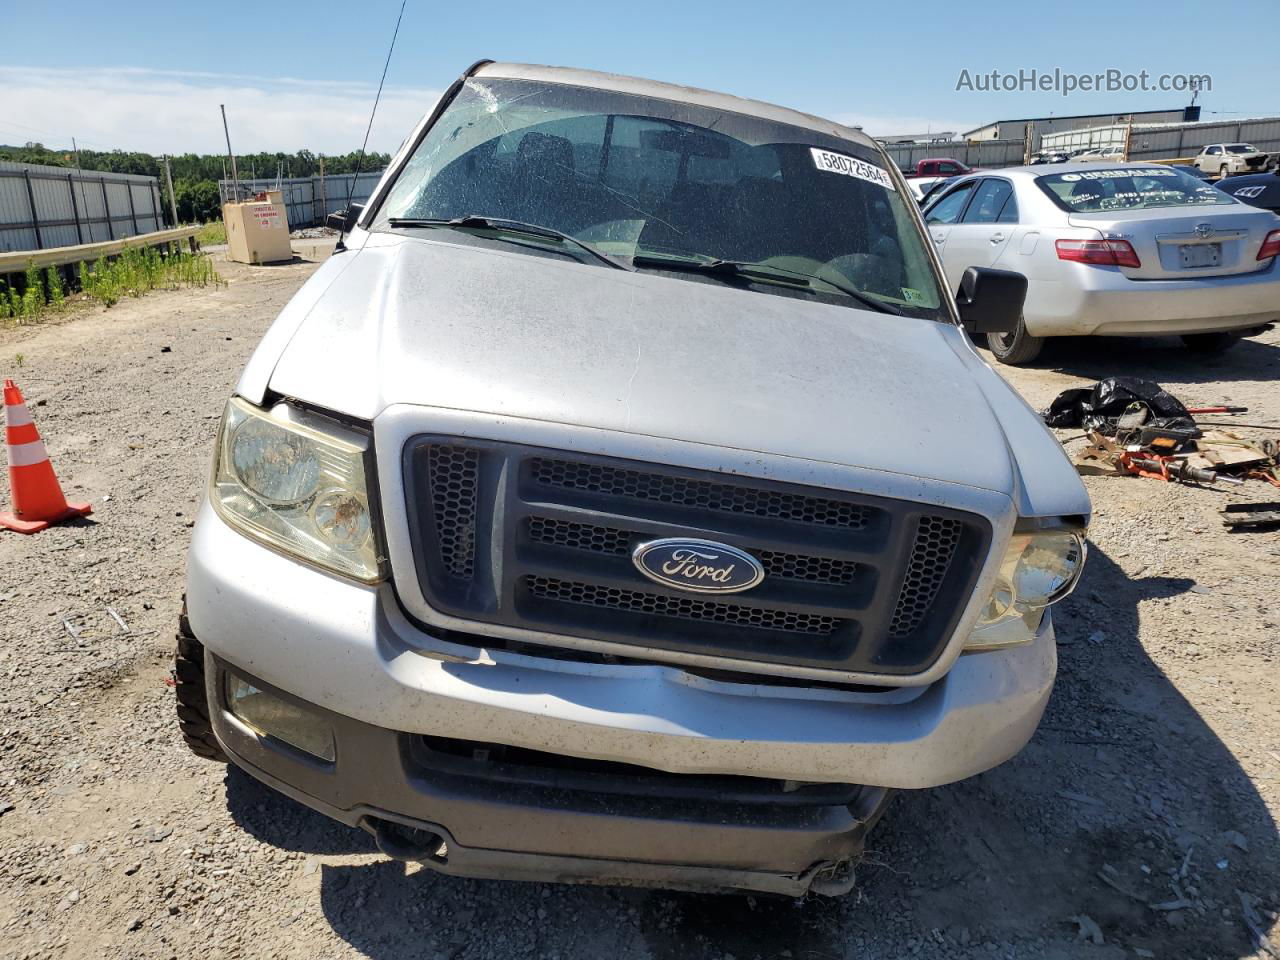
[226, 675, 335, 762]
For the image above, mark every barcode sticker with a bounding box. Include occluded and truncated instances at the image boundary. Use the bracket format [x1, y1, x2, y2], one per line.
[810, 148, 896, 191]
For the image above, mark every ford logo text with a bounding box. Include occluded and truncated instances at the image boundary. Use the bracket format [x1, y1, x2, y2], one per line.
[631, 538, 765, 594]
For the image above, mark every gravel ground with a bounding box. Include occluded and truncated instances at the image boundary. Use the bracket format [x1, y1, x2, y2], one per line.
[1, 252, 1278, 960]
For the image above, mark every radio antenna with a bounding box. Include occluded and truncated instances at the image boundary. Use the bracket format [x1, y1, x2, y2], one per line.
[336, 0, 407, 253]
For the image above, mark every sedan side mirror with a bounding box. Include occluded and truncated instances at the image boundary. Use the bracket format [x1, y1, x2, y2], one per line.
[955, 267, 1027, 335]
[326, 203, 365, 232]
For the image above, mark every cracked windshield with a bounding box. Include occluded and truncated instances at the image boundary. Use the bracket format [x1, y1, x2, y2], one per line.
[375, 78, 945, 318]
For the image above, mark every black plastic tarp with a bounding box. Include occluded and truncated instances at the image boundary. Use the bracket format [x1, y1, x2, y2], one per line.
[1042, 377, 1194, 434]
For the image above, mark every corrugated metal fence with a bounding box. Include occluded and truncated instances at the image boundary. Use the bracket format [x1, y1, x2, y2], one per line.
[219, 171, 384, 228]
[883, 115, 1280, 171]
[881, 140, 1029, 171]
[0, 161, 165, 253]
[1042, 116, 1280, 160]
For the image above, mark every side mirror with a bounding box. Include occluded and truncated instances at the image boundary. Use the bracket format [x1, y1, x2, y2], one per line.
[955, 266, 1027, 335]
[326, 202, 365, 232]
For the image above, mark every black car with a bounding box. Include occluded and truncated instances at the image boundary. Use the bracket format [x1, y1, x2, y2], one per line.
[1217, 169, 1280, 213]
[1169, 163, 1216, 183]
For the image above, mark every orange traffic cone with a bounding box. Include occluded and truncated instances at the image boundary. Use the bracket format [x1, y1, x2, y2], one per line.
[1, 379, 92, 534]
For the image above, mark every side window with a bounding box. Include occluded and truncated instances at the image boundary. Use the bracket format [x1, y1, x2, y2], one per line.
[924, 181, 976, 224]
[996, 188, 1019, 223]
[1206, 146, 1221, 155]
[938, 162, 960, 175]
[962, 178, 1014, 224]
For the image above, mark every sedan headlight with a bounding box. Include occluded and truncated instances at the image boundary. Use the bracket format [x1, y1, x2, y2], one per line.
[211, 397, 382, 581]
[965, 526, 1086, 650]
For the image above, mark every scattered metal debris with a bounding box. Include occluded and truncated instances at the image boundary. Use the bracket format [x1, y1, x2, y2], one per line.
[1178, 845, 1195, 880]
[106, 606, 129, 633]
[1240, 892, 1280, 959]
[1072, 914, 1104, 945]
[1096, 869, 1148, 905]
[1221, 502, 1280, 532]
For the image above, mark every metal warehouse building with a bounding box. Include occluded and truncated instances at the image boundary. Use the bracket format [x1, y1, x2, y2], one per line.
[963, 107, 1200, 142]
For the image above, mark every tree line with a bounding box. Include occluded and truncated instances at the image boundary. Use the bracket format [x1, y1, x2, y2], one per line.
[0, 143, 392, 223]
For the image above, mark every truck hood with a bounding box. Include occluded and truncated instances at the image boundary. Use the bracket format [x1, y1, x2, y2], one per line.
[264, 233, 1049, 496]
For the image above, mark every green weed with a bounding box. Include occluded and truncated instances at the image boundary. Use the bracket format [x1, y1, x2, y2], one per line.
[2, 247, 225, 325]
[196, 221, 227, 246]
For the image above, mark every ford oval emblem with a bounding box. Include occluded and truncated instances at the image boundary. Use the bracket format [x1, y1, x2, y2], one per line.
[632, 538, 765, 594]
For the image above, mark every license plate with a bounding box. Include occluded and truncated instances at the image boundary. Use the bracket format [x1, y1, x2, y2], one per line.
[1179, 243, 1221, 268]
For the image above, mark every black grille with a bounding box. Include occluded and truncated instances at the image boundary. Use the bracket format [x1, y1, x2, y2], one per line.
[403, 440, 991, 679]
[527, 516, 632, 555]
[411, 735, 867, 807]
[530, 457, 870, 529]
[526, 576, 845, 636]
[889, 516, 963, 637]
[526, 517, 858, 586]
[427, 445, 480, 578]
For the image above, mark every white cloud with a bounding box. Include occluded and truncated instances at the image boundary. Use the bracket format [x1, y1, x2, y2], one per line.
[0, 66, 441, 156]
[831, 112, 980, 140]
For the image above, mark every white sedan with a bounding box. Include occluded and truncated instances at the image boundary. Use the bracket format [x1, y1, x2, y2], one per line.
[921, 163, 1280, 363]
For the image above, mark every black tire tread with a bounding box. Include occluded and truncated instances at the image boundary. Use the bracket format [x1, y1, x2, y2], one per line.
[174, 606, 228, 763]
[1181, 332, 1240, 354]
[986, 317, 1045, 365]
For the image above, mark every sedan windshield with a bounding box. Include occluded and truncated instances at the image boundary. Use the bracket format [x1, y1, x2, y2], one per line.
[374, 77, 946, 319]
[1036, 167, 1236, 212]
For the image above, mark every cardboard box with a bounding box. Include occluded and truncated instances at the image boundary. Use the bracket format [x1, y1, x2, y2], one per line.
[224, 190, 292, 264]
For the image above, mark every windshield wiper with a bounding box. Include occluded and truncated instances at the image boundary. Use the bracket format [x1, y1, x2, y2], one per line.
[386, 215, 633, 271]
[631, 253, 901, 315]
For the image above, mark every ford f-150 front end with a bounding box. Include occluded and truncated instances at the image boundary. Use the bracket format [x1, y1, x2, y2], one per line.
[176, 61, 1090, 896]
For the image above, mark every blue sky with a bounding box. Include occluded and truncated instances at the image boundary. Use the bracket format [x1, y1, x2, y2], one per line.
[4, 0, 1279, 155]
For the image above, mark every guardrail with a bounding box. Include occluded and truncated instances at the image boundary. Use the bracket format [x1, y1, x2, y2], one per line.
[0, 225, 200, 275]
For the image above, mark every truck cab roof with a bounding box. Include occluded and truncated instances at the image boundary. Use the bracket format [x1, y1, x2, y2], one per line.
[472, 61, 880, 152]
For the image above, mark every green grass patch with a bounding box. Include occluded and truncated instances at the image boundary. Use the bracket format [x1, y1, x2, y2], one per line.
[195, 221, 227, 246]
[1, 246, 225, 324]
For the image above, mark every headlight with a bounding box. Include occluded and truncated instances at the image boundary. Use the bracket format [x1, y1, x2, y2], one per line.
[211, 397, 382, 581]
[966, 526, 1085, 651]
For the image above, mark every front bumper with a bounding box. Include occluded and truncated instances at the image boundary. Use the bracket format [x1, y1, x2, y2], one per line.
[208, 655, 891, 895]
[188, 500, 1058, 790]
[1023, 256, 1280, 337]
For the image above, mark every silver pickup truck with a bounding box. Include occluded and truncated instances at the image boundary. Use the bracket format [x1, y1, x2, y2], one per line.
[176, 61, 1090, 896]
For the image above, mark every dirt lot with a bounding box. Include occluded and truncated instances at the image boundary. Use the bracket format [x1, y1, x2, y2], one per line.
[1, 253, 1278, 960]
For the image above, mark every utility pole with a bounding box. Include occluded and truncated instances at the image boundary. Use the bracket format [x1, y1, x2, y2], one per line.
[1122, 115, 1134, 162]
[318, 154, 327, 227]
[220, 104, 239, 202]
[162, 155, 179, 226]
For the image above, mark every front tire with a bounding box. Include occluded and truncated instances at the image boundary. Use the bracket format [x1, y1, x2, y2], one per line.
[174, 607, 228, 763]
[986, 317, 1045, 365]
[1181, 332, 1241, 354]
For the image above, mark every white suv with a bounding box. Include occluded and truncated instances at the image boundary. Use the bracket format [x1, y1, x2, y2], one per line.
[1196, 143, 1268, 178]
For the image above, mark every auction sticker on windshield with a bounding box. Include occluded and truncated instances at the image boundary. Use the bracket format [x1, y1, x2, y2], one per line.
[1059, 168, 1177, 181]
[810, 148, 896, 191]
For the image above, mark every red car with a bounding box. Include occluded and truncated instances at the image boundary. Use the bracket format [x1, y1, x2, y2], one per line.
[903, 157, 974, 179]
